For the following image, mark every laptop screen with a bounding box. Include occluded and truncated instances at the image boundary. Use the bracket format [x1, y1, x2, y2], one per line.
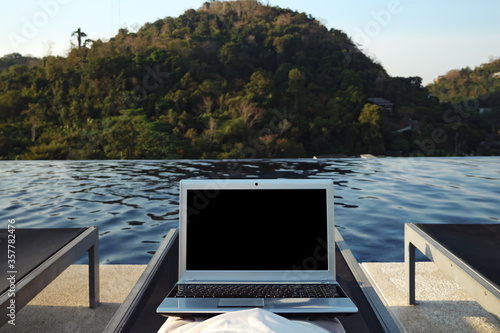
[186, 188, 329, 271]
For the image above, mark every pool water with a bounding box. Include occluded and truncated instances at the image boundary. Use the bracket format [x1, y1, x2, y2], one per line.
[1, 157, 499, 264]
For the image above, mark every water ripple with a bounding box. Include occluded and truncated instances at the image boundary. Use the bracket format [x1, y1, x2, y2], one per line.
[1, 157, 499, 264]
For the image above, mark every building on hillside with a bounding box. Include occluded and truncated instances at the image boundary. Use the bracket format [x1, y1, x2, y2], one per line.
[434, 75, 445, 83]
[367, 97, 394, 113]
[396, 118, 420, 133]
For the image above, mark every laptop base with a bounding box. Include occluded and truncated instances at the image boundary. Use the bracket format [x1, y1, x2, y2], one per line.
[157, 296, 358, 317]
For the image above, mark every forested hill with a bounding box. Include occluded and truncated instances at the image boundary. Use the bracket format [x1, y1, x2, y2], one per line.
[0, 0, 493, 159]
[427, 57, 500, 105]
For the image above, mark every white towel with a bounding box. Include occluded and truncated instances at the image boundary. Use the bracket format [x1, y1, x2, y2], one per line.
[158, 308, 346, 333]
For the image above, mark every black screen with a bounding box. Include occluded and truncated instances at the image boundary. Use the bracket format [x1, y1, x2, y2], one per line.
[186, 189, 328, 271]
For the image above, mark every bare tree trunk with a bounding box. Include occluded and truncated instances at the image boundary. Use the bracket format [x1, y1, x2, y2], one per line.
[31, 123, 36, 142]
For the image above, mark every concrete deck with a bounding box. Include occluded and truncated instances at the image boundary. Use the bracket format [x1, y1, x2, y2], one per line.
[0, 265, 146, 333]
[2, 263, 499, 332]
[362, 262, 500, 333]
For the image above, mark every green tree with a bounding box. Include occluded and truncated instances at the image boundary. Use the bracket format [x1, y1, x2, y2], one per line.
[359, 103, 383, 127]
[244, 70, 275, 106]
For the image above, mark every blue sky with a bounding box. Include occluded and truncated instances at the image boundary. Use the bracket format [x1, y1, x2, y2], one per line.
[2, 0, 500, 85]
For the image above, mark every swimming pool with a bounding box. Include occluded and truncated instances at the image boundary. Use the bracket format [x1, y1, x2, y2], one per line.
[1, 157, 499, 263]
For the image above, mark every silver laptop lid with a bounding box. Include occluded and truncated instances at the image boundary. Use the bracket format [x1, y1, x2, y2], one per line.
[179, 179, 335, 282]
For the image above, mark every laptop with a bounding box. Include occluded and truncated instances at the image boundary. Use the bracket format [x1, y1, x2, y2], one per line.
[157, 179, 358, 316]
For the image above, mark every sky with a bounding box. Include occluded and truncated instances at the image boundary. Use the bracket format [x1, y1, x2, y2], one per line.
[1, 0, 500, 85]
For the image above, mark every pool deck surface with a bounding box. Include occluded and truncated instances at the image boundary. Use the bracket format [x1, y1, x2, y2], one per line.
[2, 263, 499, 332]
[362, 262, 500, 333]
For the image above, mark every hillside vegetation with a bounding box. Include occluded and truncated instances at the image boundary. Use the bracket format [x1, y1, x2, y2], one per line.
[427, 57, 500, 104]
[426, 58, 500, 155]
[0, 0, 497, 159]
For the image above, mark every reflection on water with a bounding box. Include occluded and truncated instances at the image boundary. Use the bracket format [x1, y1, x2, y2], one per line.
[1, 157, 499, 264]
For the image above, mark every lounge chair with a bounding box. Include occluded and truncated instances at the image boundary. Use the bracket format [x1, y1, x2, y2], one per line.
[104, 228, 401, 332]
[0, 227, 99, 327]
[405, 223, 500, 321]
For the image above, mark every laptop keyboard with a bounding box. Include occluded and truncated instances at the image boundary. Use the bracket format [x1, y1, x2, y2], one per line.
[175, 284, 344, 298]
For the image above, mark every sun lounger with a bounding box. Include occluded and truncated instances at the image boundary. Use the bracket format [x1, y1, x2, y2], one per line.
[405, 223, 500, 321]
[0, 227, 99, 327]
[104, 228, 401, 332]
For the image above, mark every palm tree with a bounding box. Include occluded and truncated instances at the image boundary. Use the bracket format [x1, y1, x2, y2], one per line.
[72, 28, 88, 49]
